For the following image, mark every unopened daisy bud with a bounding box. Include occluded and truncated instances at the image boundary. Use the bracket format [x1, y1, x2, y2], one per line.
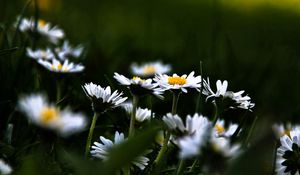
[18, 94, 87, 137]
[82, 82, 127, 113]
[114, 72, 163, 99]
[130, 61, 171, 77]
[154, 71, 201, 93]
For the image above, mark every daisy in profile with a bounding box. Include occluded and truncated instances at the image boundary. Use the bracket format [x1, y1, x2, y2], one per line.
[38, 58, 84, 73]
[18, 94, 86, 137]
[0, 159, 12, 175]
[18, 17, 64, 44]
[82, 82, 127, 113]
[214, 119, 238, 138]
[26, 48, 54, 60]
[203, 79, 255, 110]
[113, 73, 163, 99]
[154, 71, 201, 93]
[130, 61, 171, 77]
[276, 129, 300, 175]
[122, 102, 153, 122]
[90, 131, 150, 170]
[56, 40, 84, 60]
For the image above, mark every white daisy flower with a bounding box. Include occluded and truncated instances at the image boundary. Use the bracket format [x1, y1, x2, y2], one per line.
[0, 159, 12, 175]
[214, 119, 238, 138]
[272, 123, 300, 139]
[163, 113, 211, 135]
[18, 94, 86, 137]
[56, 40, 84, 60]
[130, 61, 171, 77]
[276, 129, 300, 175]
[38, 58, 84, 73]
[26, 47, 54, 60]
[154, 71, 201, 93]
[203, 79, 255, 110]
[210, 136, 240, 158]
[90, 131, 150, 170]
[122, 102, 153, 122]
[18, 17, 64, 44]
[82, 82, 127, 112]
[113, 73, 163, 99]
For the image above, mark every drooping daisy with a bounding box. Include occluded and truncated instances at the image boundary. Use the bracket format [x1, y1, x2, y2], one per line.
[114, 73, 163, 99]
[122, 102, 153, 122]
[130, 61, 171, 77]
[26, 47, 54, 60]
[90, 131, 150, 170]
[38, 58, 84, 73]
[154, 71, 201, 93]
[82, 82, 127, 113]
[203, 79, 255, 110]
[18, 17, 64, 44]
[56, 40, 84, 60]
[0, 159, 12, 175]
[214, 119, 238, 138]
[276, 129, 300, 175]
[18, 94, 86, 137]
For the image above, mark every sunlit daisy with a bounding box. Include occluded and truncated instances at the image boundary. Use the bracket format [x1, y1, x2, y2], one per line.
[130, 61, 171, 77]
[18, 94, 86, 137]
[90, 131, 150, 170]
[38, 58, 84, 73]
[82, 82, 127, 113]
[214, 119, 238, 138]
[0, 159, 12, 175]
[26, 48, 54, 60]
[56, 40, 84, 60]
[122, 102, 153, 122]
[113, 73, 163, 99]
[276, 129, 300, 175]
[18, 17, 64, 44]
[203, 79, 255, 110]
[154, 71, 201, 93]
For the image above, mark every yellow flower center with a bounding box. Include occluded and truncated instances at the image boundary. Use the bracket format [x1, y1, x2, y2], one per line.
[132, 76, 145, 82]
[51, 63, 63, 70]
[38, 19, 47, 27]
[284, 129, 291, 137]
[168, 76, 187, 85]
[40, 107, 59, 124]
[143, 66, 156, 75]
[215, 124, 225, 135]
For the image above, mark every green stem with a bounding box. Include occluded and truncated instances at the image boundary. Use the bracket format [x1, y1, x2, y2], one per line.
[195, 61, 203, 113]
[129, 95, 138, 138]
[154, 92, 180, 170]
[244, 116, 258, 147]
[56, 79, 61, 104]
[212, 102, 218, 124]
[189, 159, 198, 172]
[85, 112, 99, 158]
[176, 159, 186, 175]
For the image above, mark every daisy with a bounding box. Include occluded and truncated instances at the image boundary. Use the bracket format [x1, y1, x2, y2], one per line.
[0, 159, 12, 175]
[122, 102, 153, 122]
[203, 79, 255, 110]
[18, 17, 64, 44]
[130, 61, 171, 77]
[273, 123, 300, 139]
[113, 73, 163, 99]
[56, 40, 84, 60]
[82, 82, 127, 112]
[210, 134, 240, 158]
[18, 94, 86, 137]
[38, 58, 84, 73]
[154, 71, 201, 93]
[90, 131, 150, 170]
[214, 119, 238, 138]
[163, 113, 211, 135]
[26, 47, 54, 60]
[276, 129, 300, 175]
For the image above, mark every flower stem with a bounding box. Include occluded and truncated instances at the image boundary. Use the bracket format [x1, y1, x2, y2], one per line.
[176, 159, 186, 175]
[85, 112, 99, 158]
[212, 101, 218, 124]
[129, 95, 138, 138]
[56, 79, 61, 104]
[195, 61, 203, 113]
[189, 159, 198, 172]
[244, 116, 258, 147]
[154, 92, 180, 170]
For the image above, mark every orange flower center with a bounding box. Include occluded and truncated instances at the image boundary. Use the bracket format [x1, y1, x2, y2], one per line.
[132, 76, 145, 82]
[215, 124, 225, 135]
[40, 107, 59, 124]
[143, 66, 156, 75]
[168, 76, 186, 85]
